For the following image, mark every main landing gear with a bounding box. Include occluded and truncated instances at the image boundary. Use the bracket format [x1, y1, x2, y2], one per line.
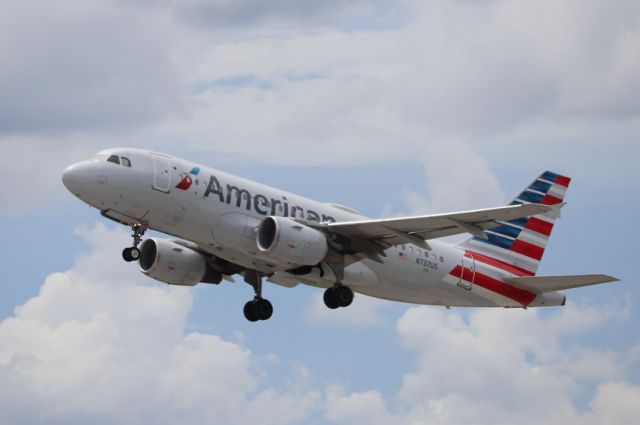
[243, 270, 273, 322]
[322, 260, 354, 309]
[122, 223, 146, 262]
[323, 284, 354, 309]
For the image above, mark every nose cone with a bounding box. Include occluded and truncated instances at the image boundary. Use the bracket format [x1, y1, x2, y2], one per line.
[62, 164, 86, 195]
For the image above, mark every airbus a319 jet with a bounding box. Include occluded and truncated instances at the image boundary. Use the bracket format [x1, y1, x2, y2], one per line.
[62, 149, 618, 322]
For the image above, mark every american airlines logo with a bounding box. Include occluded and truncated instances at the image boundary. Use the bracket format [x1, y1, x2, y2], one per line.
[175, 167, 201, 191]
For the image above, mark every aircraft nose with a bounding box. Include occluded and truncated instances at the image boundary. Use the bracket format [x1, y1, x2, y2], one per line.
[62, 163, 86, 195]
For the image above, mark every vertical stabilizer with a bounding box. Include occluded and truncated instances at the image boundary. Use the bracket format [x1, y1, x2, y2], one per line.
[459, 171, 571, 276]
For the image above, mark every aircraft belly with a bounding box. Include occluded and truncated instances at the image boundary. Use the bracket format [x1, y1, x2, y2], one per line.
[358, 253, 501, 307]
[355, 277, 498, 307]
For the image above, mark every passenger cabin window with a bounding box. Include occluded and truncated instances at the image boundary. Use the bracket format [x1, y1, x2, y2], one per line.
[107, 155, 120, 165]
[121, 157, 131, 167]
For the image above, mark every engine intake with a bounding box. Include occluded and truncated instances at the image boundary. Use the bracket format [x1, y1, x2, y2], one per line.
[257, 216, 329, 266]
[138, 238, 222, 286]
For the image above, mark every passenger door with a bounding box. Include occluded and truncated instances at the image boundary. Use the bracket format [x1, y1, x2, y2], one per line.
[151, 153, 171, 193]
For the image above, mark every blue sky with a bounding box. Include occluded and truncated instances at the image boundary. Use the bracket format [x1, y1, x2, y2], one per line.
[1, 1, 639, 424]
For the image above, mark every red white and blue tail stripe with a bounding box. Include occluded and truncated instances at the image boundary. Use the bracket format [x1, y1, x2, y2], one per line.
[459, 171, 571, 277]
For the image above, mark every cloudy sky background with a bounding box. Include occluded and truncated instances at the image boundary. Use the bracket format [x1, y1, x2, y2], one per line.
[1, 0, 639, 423]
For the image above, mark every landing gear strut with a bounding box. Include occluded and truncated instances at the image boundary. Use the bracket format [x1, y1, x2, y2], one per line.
[122, 223, 146, 262]
[243, 270, 273, 322]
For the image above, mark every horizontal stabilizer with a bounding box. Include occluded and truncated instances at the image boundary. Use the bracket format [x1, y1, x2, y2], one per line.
[503, 274, 619, 293]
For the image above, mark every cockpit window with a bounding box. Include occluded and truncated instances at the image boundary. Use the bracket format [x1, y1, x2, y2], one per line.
[91, 152, 132, 167]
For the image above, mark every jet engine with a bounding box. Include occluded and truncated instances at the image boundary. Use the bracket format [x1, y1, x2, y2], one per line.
[138, 238, 222, 286]
[256, 216, 329, 266]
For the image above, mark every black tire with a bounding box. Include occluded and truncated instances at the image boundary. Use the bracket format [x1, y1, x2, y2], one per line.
[243, 301, 259, 322]
[336, 286, 354, 307]
[323, 287, 340, 309]
[255, 299, 273, 320]
[122, 247, 133, 262]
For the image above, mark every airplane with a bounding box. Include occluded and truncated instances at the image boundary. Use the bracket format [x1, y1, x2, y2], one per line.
[61, 148, 618, 322]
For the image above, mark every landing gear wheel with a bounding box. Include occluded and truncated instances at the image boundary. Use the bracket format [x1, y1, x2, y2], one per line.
[243, 270, 274, 322]
[255, 298, 273, 320]
[323, 285, 354, 309]
[336, 285, 354, 307]
[243, 301, 259, 322]
[122, 247, 136, 262]
[323, 287, 340, 309]
[122, 224, 146, 263]
[243, 299, 273, 321]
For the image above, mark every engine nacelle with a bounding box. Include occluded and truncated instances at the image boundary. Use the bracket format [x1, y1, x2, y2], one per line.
[138, 238, 221, 286]
[256, 216, 329, 266]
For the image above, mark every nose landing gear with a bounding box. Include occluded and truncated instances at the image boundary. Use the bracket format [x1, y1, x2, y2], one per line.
[122, 224, 146, 262]
[243, 270, 273, 322]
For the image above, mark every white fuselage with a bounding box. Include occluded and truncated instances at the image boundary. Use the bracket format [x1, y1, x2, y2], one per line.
[62, 148, 561, 308]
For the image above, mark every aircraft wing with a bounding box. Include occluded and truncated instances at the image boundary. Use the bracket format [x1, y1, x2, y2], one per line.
[325, 203, 552, 249]
[503, 274, 619, 293]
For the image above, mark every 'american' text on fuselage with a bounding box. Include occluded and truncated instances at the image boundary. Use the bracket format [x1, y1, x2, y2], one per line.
[203, 175, 336, 223]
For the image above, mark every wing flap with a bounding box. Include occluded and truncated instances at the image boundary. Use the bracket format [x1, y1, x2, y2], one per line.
[503, 274, 619, 293]
[326, 203, 551, 245]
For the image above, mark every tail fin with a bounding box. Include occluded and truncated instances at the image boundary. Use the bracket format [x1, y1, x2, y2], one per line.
[460, 171, 571, 276]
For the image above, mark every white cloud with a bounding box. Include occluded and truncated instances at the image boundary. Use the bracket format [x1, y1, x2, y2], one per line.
[164, 0, 640, 169]
[400, 141, 506, 214]
[0, 223, 319, 425]
[171, 0, 410, 29]
[0, 136, 111, 213]
[584, 382, 640, 425]
[392, 305, 640, 425]
[311, 304, 640, 425]
[0, 0, 183, 134]
[324, 386, 398, 425]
